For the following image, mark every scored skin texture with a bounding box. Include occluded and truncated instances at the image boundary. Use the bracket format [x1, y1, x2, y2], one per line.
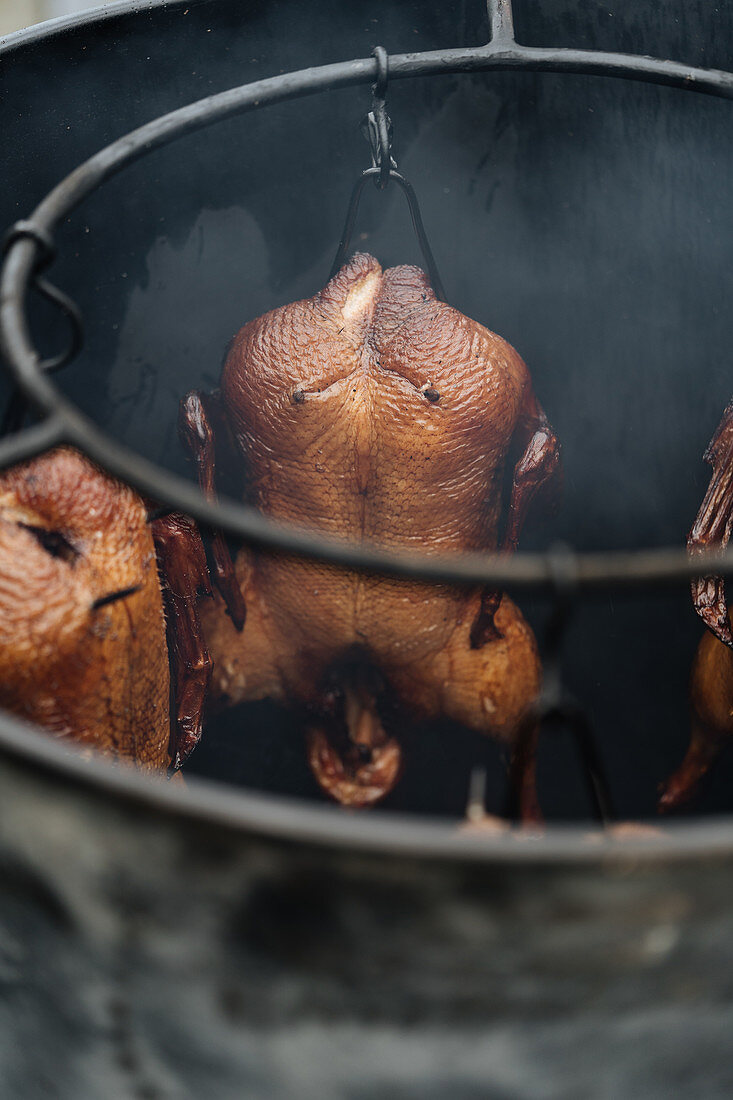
[688, 398, 733, 647]
[194, 253, 551, 809]
[660, 400, 733, 811]
[0, 448, 172, 770]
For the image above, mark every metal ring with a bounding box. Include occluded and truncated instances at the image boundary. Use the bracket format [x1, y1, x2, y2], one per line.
[372, 45, 389, 101]
[2, 45, 733, 590]
[2, 222, 82, 374]
[33, 276, 84, 374]
[2, 221, 56, 270]
[371, 48, 392, 189]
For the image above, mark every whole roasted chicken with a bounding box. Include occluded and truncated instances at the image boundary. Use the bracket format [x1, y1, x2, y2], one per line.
[182, 253, 560, 813]
[0, 447, 210, 771]
[660, 400, 733, 810]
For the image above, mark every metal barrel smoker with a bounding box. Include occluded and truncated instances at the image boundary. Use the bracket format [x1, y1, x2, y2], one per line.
[2, 1, 733, 1095]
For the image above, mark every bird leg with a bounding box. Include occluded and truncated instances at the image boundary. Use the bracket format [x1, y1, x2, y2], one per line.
[658, 601, 733, 812]
[505, 719, 543, 825]
[179, 390, 247, 630]
[502, 392, 562, 555]
[471, 390, 561, 649]
[390, 591, 543, 823]
[151, 513, 213, 769]
[470, 588, 504, 649]
[658, 716, 722, 813]
[689, 400, 733, 648]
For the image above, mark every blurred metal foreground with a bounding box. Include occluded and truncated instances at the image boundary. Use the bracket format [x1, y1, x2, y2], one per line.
[0, 713, 732, 1098]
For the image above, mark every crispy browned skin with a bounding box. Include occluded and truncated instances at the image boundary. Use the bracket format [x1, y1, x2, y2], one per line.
[660, 400, 733, 810]
[151, 512, 213, 768]
[689, 399, 733, 646]
[0, 448, 172, 769]
[187, 254, 558, 809]
[660, 617, 733, 812]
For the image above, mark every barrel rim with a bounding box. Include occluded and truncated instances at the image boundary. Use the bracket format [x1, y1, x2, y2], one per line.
[1, 706, 730, 865]
[0, 0, 197, 58]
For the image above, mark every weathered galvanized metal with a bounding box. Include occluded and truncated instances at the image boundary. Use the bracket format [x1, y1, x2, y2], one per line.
[3, 713, 733, 1098]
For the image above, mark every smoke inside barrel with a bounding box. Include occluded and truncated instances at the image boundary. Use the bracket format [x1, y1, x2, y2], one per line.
[1, 0, 732, 820]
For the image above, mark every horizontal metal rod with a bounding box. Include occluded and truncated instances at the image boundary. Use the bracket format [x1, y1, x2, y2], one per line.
[3, 696, 733, 862]
[0, 416, 66, 468]
[6, 41, 733, 242]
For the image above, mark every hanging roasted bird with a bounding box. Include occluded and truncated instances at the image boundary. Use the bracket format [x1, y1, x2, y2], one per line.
[660, 399, 733, 811]
[0, 447, 211, 772]
[655, 400, 730, 814]
[181, 253, 561, 815]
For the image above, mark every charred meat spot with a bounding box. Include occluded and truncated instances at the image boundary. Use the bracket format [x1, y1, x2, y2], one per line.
[18, 523, 79, 565]
[91, 584, 143, 611]
[355, 743, 373, 764]
[319, 689, 342, 718]
[89, 617, 112, 639]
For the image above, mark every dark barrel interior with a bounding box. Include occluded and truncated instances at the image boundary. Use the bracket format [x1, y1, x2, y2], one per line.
[2, 0, 732, 822]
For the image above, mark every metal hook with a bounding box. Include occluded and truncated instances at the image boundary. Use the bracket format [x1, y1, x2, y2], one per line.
[2, 222, 84, 374]
[329, 44, 446, 299]
[372, 44, 389, 101]
[1, 222, 84, 437]
[552, 696, 615, 824]
[503, 694, 615, 826]
[368, 46, 393, 190]
[361, 111, 395, 192]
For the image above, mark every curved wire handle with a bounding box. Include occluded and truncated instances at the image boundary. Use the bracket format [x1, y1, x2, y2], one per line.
[33, 276, 83, 375]
[329, 47, 446, 301]
[330, 167, 446, 300]
[1, 222, 83, 437]
[2, 223, 83, 375]
[504, 545, 616, 825]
